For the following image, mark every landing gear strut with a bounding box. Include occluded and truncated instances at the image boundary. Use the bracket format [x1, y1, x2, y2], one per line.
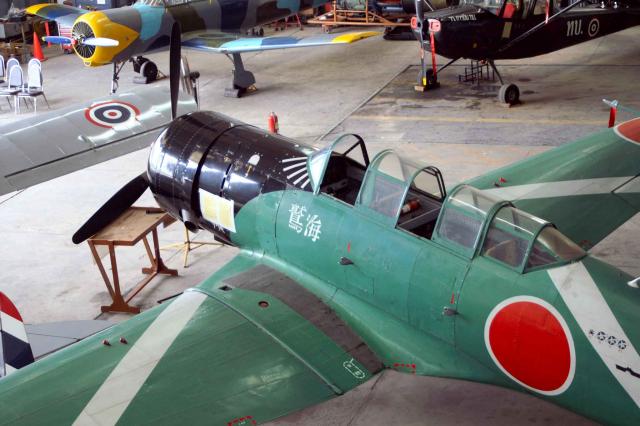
[488, 60, 520, 106]
[224, 53, 256, 98]
[110, 61, 126, 94]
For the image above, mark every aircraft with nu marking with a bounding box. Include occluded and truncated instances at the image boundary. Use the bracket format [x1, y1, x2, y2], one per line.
[1, 86, 640, 423]
[27, 0, 378, 97]
[411, 0, 640, 104]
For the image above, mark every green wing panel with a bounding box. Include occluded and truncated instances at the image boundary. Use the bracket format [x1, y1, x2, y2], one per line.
[0, 259, 381, 425]
[466, 124, 640, 248]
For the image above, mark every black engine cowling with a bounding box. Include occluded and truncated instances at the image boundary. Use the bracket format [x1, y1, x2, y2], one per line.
[147, 111, 313, 243]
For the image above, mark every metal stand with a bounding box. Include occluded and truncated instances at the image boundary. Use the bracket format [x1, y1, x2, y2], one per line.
[224, 53, 256, 98]
[459, 60, 495, 84]
[161, 226, 221, 268]
[308, 0, 412, 32]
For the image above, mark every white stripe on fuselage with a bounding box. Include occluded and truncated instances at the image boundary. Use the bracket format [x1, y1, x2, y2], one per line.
[0, 312, 28, 342]
[548, 262, 640, 408]
[483, 176, 636, 200]
[73, 291, 208, 425]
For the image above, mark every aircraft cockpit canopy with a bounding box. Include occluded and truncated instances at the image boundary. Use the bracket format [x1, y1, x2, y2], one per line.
[357, 150, 446, 227]
[433, 185, 500, 256]
[309, 141, 446, 237]
[433, 185, 585, 272]
[481, 205, 585, 272]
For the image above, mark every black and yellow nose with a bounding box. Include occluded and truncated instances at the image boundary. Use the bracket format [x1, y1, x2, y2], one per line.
[72, 11, 139, 66]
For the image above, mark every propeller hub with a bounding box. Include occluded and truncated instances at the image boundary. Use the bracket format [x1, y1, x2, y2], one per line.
[72, 21, 96, 59]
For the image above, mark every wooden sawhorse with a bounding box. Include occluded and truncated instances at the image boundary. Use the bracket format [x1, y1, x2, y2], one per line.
[87, 207, 177, 314]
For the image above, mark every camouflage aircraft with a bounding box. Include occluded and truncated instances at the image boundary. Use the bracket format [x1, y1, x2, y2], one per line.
[27, 0, 378, 96]
[1, 81, 640, 423]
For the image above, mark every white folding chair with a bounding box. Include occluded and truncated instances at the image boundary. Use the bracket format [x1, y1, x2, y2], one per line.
[5, 57, 19, 77]
[27, 58, 42, 72]
[18, 65, 49, 113]
[0, 65, 24, 113]
[0, 56, 5, 85]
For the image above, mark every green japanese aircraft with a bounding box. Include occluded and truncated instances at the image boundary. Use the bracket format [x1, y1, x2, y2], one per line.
[1, 74, 640, 424]
[27, 0, 378, 96]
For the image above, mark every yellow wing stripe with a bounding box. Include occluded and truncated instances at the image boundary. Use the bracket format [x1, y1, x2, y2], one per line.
[331, 31, 380, 44]
[25, 4, 53, 15]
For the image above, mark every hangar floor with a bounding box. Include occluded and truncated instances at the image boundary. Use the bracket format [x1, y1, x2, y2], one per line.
[1, 24, 639, 425]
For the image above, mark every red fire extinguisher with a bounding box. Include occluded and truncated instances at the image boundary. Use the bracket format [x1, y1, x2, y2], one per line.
[268, 112, 279, 134]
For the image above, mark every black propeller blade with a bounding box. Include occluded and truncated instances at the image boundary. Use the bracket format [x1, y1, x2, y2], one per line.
[170, 22, 181, 120]
[72, 172, 149, 244]
[73, 21, 183, 244]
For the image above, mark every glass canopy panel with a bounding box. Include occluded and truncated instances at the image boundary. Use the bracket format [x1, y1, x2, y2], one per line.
[525, 226, 586, 271]
[357, 150, 421, 220]
[481, 206, 546, 269]
[434, 185, 501, 257]
[307, 134, 368, 194]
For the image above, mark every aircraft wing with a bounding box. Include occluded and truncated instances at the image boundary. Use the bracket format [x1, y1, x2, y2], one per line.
[182, 31, 379, 54]
[0, 85, 197, 197]
[466, 118, 640, 249]
[25, 4, 87, 27]
[0, 255, 383, 424]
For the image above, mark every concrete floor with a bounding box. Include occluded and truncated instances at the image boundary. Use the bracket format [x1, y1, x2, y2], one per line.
[1, 24, 639, 425]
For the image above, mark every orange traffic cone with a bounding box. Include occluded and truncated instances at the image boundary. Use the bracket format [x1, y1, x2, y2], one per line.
[32, 31, 46, 62]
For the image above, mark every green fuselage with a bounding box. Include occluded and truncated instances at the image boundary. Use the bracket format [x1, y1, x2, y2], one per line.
[2, 120, 640, 425]
[230, 186, 640, 425]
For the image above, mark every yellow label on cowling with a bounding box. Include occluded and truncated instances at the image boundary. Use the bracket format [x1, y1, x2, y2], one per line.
[198, 189, 236, 233]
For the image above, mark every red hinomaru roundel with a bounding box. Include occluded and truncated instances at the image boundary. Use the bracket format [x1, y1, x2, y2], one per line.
[615, 117, 640, 145]
[484, 296, 576, 395]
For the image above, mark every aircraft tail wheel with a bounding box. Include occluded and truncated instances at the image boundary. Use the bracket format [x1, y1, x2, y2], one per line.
[498, 83, 520, 105]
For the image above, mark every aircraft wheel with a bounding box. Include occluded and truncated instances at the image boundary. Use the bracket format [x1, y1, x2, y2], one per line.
[498, 83, 520, 105]
[141, 61, 158, 82]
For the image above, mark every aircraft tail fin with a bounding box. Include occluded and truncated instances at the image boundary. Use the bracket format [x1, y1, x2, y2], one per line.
[0, 292, 34, 377]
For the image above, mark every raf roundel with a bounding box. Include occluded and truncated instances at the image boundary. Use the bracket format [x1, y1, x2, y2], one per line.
[85, 100, 141, 128]
[615, 117, 640, 145]
[484, 296, 576, 396]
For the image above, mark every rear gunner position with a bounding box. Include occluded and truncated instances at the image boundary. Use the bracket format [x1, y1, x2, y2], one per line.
[1, 112, 639, 423]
